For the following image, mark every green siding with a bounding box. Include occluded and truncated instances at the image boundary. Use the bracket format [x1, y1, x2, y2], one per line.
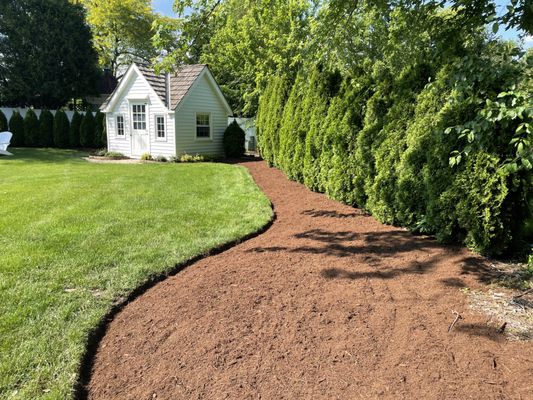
[174, 73, 230, 156]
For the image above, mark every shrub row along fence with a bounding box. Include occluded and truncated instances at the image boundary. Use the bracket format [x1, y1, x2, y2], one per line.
[0, 107, 105, 149]
[257, 45, 532, 256]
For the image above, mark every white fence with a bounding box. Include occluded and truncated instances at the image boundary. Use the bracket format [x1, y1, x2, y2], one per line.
[0, 107, 95, 123]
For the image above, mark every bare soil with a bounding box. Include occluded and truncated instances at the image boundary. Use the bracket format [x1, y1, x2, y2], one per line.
[86, 160, 533, 400]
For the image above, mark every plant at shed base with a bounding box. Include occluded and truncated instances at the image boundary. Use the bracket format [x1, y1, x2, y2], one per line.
[223, 120, 245, 158]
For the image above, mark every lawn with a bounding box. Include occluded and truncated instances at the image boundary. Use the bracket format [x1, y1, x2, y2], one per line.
[0, 148, 273, 399]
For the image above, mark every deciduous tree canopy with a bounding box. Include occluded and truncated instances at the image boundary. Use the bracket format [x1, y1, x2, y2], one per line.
[77, 0, 158, 76]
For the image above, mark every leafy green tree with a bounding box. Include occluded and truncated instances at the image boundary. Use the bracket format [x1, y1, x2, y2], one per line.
[79, 0, 157, 76]
[39, 110, 54, 147]
[23, 109, 39, 147]
[53, 111, 70, 148]
[9, 111, 24, 147]
[156, 0, 312, 115]
[80, 112, 96, 148]
[0, 110, 8, 131]
[0, 0, 99, 108]
[69, 111, 82, 148]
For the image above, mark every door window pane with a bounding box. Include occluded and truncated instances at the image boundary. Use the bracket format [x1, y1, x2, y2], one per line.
[132, 104, 146, 130]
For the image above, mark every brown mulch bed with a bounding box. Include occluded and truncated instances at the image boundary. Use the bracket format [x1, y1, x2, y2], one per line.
[85, 160, 533, 400]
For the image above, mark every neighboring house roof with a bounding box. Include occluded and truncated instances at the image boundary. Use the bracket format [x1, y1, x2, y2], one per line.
[98, 69, 118, 95]
[101, 63, 232, 115]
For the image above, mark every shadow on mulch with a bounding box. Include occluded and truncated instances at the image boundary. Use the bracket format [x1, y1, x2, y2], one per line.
[453, 322, 506, 343]
[301, 208, 369, 219]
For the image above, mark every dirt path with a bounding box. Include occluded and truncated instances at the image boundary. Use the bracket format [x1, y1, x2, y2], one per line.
[86, 160, 532, 400]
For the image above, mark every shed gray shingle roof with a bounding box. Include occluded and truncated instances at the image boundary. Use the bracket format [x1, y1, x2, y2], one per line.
[137, 63, 168, 106]
[169, 64, 206, 109]
[101, 63, 207, 111]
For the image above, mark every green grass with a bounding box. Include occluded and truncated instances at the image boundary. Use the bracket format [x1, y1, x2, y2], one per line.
[0, 148, 272, 399]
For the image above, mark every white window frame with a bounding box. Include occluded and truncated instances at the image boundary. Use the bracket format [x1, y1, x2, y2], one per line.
[116, 114, 125, 138]
[131, 104, 147, 131]
[154, 114, 166, 141]
[195, 112, 212, 140]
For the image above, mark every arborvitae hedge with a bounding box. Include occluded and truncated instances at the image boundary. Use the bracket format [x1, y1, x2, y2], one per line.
[39, 110, 54, 147]
[9, 111, 24, 147]
[0, 109, 8, 132]
[80, 111, 95, 148]
[223, 120, 246, 157]
[256, 45, 532, 256]
[257, 75, 288, 167]
[53, 110, 70, 148]
[23, 109, 39, 147]
[69, 111, 82, 147]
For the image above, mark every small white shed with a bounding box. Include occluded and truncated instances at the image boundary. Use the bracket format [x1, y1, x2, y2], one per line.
[101, 63, 233, 158]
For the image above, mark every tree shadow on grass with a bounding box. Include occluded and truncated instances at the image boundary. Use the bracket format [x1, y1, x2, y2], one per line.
[4, 147, 88, 163]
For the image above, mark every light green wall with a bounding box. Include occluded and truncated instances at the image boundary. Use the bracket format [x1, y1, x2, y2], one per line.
[174, 73, 230, 156]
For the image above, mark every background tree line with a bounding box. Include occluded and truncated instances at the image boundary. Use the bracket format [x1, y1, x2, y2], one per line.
[0, 0, 159, 109]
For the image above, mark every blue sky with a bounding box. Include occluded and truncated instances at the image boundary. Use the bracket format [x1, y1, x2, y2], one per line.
[152, 0, 531, 47]
[153, 0, 175, 17]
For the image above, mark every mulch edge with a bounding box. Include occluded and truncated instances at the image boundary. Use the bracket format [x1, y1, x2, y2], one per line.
[74, 191, 276, 400]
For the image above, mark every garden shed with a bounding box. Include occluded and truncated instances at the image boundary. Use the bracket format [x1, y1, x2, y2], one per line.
[101, 63, 232, 159]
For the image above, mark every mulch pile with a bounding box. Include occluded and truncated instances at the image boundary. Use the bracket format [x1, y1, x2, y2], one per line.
[86, 160, 532, 399]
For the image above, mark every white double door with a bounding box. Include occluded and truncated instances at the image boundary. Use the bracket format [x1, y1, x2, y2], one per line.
[130, 103, 149, 157]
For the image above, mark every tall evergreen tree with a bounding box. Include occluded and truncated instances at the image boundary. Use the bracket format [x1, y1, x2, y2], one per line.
[53, 110, 70, 148]
[23, 109, 39, 147]
[38, 110, 54, 147]
[0, 109, 8, 131]
[8, 111, 24, 147]
[94, 110, 105, 148]
[80, 112, 96, 148]
[69, 111, 82, 148]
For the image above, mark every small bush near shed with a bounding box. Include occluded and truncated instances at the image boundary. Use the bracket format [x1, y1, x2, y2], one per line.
[105, 151, 125, 159]
[180, 153, 204, 162]
[155, 155, 167, 162]
[223, 120, 245, 158]
[141, 153, 152, 161]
